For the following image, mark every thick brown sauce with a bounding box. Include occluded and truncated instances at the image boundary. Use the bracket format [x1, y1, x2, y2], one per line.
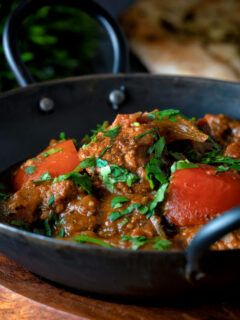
[1, 111, 240, 251]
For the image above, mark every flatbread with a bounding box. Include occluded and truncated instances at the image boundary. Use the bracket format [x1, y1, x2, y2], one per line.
[120, 0, 240, 81]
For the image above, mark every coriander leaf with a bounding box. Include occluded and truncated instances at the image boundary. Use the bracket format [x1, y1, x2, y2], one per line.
[0, 193, 10, 201]
[103, 125, 121, 138]
[56, 228, 64, 237]
[134, 129, 155, 140]
[79, 156, 96, 169]
[149, 183, 169, 211]
[10, 220, 30, 230]
[148, 137, 166, 158]
[53, 171, 92, 194]
[109, 203, 141, 222]
[72, 233, 113, 248]
[25, 165, 36, 175]
[168, 151, 183, 160]
[47, 194, 55, 206]
[171, 160, 199, 174]
[111, 196, 130, 209]
[201, 155, 240, 171]
[99, 145, 112, 158]
[34, 171, 52, 182]
[153, 237, 172, 251]
[216, 165, 229, 172]
[44, 219, 52, 236]
[96, 158, 108, 168]
[148, 109, 180, 122]
[40, 147, 63, 159]
[120, 235, 149, 250]
[119, 218, 128, 228]
[145, 158, 168, 189]
[59, 132, 66, 141]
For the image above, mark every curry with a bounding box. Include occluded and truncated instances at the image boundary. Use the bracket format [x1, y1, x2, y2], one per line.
[1, 109, 240, 251]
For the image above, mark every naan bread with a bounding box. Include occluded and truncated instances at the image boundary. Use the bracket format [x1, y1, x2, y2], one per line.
[120, 0, 240, 81]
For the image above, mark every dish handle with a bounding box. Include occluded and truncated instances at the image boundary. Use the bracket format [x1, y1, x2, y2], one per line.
[3, 0, 129, 87]
[186, 206, 240, 284]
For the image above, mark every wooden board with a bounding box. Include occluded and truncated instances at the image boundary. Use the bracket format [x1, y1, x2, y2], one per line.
[0, 254, 239, 320]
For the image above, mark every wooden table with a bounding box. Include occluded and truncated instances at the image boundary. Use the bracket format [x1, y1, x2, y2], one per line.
[0, 254, 239, 320]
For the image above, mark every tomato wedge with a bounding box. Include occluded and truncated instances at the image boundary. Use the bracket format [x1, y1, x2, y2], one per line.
[164, 165, 240, 227]
[13, 140, 80, 191]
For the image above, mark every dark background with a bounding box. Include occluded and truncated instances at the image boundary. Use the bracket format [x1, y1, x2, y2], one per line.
[0, 0, 143, 93]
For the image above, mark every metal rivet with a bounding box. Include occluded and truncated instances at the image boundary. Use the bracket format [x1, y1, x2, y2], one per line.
[109, 86, 126, 110]
[39, 97, 54, 112]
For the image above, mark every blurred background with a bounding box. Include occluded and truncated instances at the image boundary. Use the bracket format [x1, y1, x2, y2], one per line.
[1, 0, 240, 93]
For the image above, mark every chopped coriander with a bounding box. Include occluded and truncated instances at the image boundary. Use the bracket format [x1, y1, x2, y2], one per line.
[32, 157, 38, 162]
[49, 213, 58, 224]
[119, 218, 128, 228]
[40, 147, 63, 159]
[0, 192, 10, 201]
[25, 165, 36, 175]
[99, 145, 112, 158]
[171, 160, 198, 174]
[120, 235, 172, 251]
[59, 132, 66, 141]
[149, 183, 169, 213]
[44, 219, 52, 237]
[145, 158, 168, 189]
[79, 156, 96, 169]
[59, 218, 65, 225]
[147, 136, 165, 158]
[148, 109, 181, 122]
[72, 233, 113, 248]
[111, 196, 130, 209]
[201, 155, 240, 171]
[168, 151, 183, 160]
[56, 228, 64, 238]
[47, 194, 55, 206]
[33, 171, 52, 182]
[55, 171, 92, 194]
[10, 220, 30, 231]
[216, 165, 229, 172]
[96, 158, 108, 168]
[134, 129, 155, 140]
[103, 125, 121, 138]
[109, 203, 141, 221]
[120, 235, 148, 250]
[133, 122, 140, 126]
[100, 164, 139, 193]
[153, 237, 172, 250]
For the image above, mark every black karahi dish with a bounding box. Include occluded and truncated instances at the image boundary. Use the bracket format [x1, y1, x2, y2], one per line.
[0, 0, 240, 300]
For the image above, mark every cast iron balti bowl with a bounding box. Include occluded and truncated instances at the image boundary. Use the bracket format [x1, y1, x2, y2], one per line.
[0, 0, 240, 300]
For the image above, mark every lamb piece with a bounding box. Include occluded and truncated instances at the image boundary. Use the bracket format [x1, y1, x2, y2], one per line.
[79, 111, 207, 194]
[224, 142, 240, 159]
[174, 225, 240, 250]
[197, 114, 240, 145]
[1, 179, 98, 230]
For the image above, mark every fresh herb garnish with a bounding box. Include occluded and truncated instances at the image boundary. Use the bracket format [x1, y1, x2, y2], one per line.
[120, 235, 172, 251]
[171, 160, 199, 174]
[53, 171, 92, 194]
[79, 156, 96, 169]
[82, 121, 109, 149]
[201, 155, 240, 171]
[56, 228, 65, 238]
[44, 219, 52, 237]
[149, 183, 169, 213]
[24, 165, 36, 175]
[72, 233, 113, 248]
[119, 218, 128, 228]
[59, 132, 66, 141]
[33, 171, 52, 183]
[100, 164, 139, 193]
[103, 125, 121, 138]
[10, 220, 30, 231]
[148, 109, 181, 122]
[145, 158, 168, 189]
[0, 193, 10, 201]
[96, 158, 108, 168]
[147, 136, 165, 158]
[134, 129, 156, 140]
[111, 196, 130, 209]
[47, 194, 55, 206]
[40, 148, 63, 159]
[99, 145, 112, 158]
[109, 203, 141, 221]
